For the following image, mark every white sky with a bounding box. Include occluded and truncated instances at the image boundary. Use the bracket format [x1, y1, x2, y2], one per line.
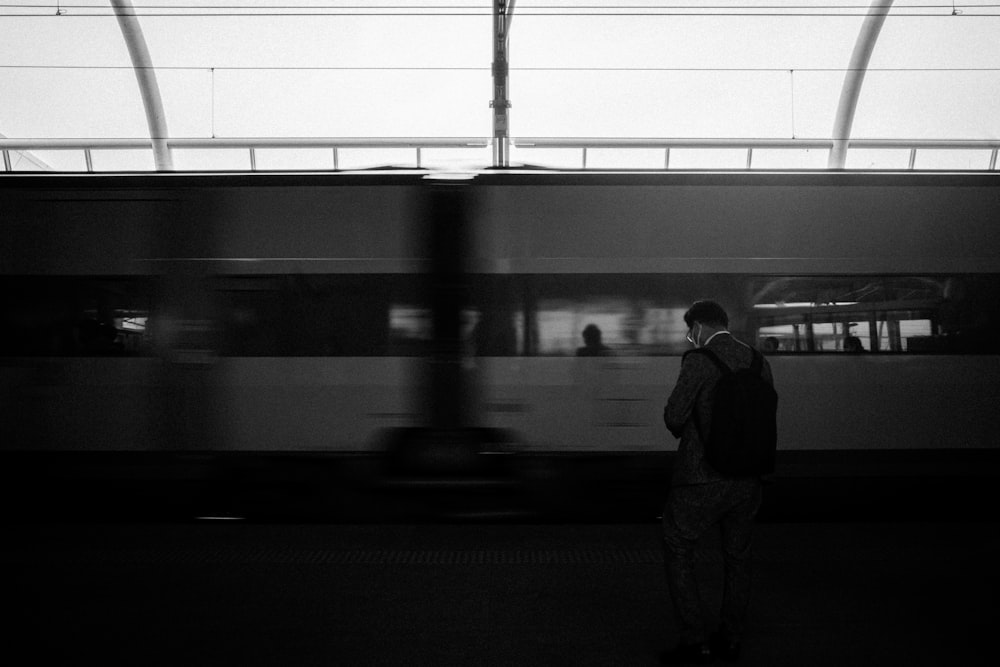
[1, 1, 999, 170]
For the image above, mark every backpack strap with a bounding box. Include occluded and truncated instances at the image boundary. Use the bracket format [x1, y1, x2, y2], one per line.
[683, 347, 732, 374]
[686, 345, 764, 377]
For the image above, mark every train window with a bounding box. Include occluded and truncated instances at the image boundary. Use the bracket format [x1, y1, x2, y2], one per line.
[749, 275, 999, 354]
[536, 298, 629, 355]
[469, 308, 523, 357]
[216, 274, 528, 357]
[871, 315, 934, 353]
[532, 300, 690, 356]
[209, 273, 1000, 357]
[527, 274, 733, 356]
[389, 306, 432, 346]
[216, 275, 395, 356]
[810, 322, 841, 352]
[758, 321, 878, 353]
[896, 318, 933, 352]
[0, 277, 155, 356]
[462, 275, 524, 357]
[387, 306, 524, 357]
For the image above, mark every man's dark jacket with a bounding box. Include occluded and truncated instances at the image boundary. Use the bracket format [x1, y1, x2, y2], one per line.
[664, 333, 774, 486]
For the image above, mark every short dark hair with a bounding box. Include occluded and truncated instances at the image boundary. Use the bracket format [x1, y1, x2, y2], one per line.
[684, 300, 729, 329]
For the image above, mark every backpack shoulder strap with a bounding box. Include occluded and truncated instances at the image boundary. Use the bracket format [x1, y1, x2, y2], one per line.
[683, 347, 732, 374]
[730, 338, 764, 376]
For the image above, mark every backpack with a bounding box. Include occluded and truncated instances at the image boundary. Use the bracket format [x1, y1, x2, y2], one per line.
[685, 347, 778, 477]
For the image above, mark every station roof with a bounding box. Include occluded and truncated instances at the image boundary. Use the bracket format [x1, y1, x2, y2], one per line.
[1, 1, 998, 172]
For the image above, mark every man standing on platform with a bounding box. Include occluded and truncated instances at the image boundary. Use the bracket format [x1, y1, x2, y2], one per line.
[659, 300, 776, 665]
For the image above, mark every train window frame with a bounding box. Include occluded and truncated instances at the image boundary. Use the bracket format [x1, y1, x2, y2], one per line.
[0, 275, 158, 357]
[189, 272, 1000, 357]
[752, 306, 938, 354]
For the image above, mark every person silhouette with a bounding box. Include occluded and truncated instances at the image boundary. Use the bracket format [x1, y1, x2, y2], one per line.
[660, 300, 776, 664]
[843, 335, 864, 353]
[576, 324, 611, 356]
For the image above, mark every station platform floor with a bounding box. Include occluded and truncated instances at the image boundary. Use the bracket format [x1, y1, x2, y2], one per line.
[4, 520, 995, 666]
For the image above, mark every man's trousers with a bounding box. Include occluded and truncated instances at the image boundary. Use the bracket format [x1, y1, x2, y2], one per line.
[661, 478, 762, 644]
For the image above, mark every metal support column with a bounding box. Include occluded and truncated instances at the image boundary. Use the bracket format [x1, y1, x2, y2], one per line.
[491, 0, 514, 168]
[828, 0, 894, 169]
[111, 0, 173, 171]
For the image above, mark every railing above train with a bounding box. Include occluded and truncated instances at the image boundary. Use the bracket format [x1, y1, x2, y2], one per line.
[515, 138, 1000, 171]
[2, 137, 1000, 172]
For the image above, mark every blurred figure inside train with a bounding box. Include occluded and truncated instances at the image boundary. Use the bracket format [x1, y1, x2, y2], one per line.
[576, 323, 612, 357]
[843, 335, 865, 353]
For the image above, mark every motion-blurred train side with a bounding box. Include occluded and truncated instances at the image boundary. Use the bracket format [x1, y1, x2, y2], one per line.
[3, 172, 1000, 465]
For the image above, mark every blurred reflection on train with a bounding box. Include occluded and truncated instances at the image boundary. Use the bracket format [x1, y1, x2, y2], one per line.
[2, 172, 999, 488]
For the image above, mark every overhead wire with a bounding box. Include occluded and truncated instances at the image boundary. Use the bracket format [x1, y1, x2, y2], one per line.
[2, 2, 1000, 7]
[2, 2, 999, 11]
[2, 12, 999, 16]
[1, 2, 1000, 16]
[2, 64, 1000, 71]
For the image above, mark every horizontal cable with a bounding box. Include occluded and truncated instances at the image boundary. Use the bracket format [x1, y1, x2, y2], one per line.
[0, 64, 489, 70]
[2, 64, 1000, 71]
[2, 9, 1000, 17]
[6, 3, 1000, 8]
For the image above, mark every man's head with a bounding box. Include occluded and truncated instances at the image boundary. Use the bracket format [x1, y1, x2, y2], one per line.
[684, 300, 729, 347]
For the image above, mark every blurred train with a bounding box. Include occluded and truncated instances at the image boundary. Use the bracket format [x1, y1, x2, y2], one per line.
[2, 170, 1000, 470]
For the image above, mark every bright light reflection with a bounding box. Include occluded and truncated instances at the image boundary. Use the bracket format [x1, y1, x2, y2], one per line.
[754, 301, 859, 308]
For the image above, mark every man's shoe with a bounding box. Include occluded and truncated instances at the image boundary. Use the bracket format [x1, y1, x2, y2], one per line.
[709, 631, 741, 662]
[658, 642, 713, 665]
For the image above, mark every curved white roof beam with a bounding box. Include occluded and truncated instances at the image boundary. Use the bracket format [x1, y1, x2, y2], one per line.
[110, 0, 173, 171]
[828, 0, 895, 169]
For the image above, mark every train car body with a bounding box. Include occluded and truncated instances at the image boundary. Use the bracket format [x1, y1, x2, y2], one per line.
[2, 172, 999, 462]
